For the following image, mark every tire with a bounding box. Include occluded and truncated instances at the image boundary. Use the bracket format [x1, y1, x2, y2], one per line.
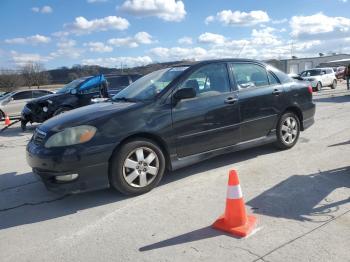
[316, 82, 322, 92]
[109, 139, 166, 195]
[53, 107, 71, 116]
[21, 120, 27, 131]
[331, 80, 337, 89]
[275, 112, 300, 150]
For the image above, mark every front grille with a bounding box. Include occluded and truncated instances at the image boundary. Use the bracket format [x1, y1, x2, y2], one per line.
[32, 129, 47, 145]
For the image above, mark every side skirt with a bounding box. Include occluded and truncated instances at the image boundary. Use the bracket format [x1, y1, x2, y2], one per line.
[170, 131, 277, 171]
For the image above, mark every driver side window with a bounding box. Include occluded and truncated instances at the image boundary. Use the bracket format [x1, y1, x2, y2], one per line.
[79, 84, 100, 94]
[180, 63, 230, 98]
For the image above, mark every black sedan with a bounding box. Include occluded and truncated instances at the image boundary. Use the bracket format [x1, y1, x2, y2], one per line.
[26, 59, 315, 195]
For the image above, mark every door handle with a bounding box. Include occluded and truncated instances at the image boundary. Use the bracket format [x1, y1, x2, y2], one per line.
[272, 89, 282, 95]
[224, 97, 238, 104]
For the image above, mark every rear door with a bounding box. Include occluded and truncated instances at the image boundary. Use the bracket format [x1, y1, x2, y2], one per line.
[172, 63, 241, 157]
[229, 62, 284, 141]
[4, 91, 33, 117]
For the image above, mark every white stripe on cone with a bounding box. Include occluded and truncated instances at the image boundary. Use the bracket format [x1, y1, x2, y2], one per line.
[226, 185, 243, 199]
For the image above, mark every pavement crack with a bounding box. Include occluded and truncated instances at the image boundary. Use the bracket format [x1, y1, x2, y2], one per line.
[0, 194, 71, 213]
[220, 244, 261, 260]
[0, 180, 40, 193]
[252, 208, 350, 262]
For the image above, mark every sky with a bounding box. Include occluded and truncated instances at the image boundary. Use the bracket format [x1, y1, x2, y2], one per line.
[0, 0, 350, 69]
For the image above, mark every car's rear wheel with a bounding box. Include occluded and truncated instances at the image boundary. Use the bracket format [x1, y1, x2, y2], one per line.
[109, 139, 166, 195]
[331, 80, 337, 89]
[53, 107, 71, 116]
[316, 82, 322, 92]
[275, 112, 300, 150]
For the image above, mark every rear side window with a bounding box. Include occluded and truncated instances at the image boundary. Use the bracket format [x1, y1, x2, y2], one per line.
[229, 63, 269, 89]
[108, 76, 130, 89]
[268, 71, 280, 85]
[269, 66, 293, 83]
[326, 69, 333, 74]
[32, 90, 50, 98]
[13, 91, 32, 100]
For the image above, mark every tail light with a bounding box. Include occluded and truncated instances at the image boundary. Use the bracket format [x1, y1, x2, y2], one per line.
[307, 85, 313, 95]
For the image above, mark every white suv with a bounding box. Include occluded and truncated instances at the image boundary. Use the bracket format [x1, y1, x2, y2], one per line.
[299, 68, 337, 91]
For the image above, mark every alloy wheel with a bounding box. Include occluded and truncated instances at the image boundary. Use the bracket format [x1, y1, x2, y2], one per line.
[122, 147, 159, 188]
[281, 117, 298, 144]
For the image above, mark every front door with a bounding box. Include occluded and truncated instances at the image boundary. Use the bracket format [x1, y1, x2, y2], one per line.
[172, 63, 241, 157]
[229, 62, 284, 141]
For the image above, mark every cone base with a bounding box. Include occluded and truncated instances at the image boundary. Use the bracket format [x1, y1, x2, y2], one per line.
[212, 214, 257, 238]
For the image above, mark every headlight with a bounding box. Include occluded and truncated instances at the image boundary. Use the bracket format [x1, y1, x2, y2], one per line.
[45, 125, 97, 148]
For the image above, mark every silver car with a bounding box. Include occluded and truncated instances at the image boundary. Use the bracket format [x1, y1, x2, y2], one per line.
[299, 68, 337, 91]
[0, 89, 52, 120]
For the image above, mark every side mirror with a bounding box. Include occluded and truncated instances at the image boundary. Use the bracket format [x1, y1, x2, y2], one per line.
[70, 89, 77, 95]
[173, 87, 196, 100]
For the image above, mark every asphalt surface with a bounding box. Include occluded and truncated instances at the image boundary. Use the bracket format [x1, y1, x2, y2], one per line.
[0, 83, 349, 262]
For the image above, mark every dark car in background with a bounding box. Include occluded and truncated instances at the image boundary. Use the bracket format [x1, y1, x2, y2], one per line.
[0, 89, 53, 121]
[26, 59, 315, 196]
[106, 74, 142, 96]
[21, 74, 142, 129]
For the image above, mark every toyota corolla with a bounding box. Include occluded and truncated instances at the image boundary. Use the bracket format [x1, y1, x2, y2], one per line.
[26, 59, 315, 195]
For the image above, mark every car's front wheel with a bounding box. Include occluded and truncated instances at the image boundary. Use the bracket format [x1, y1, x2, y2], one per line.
[275, 112, 300, 150]
[109, 139, 166, 195]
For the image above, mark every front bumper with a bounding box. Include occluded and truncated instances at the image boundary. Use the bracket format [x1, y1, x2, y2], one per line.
[26, 140, 117, 194]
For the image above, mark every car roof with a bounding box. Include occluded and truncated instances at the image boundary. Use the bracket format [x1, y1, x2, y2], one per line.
[185, 58, 266, 67]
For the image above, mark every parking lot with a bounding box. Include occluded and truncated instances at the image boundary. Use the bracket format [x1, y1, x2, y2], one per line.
[0, 83, 349, 262]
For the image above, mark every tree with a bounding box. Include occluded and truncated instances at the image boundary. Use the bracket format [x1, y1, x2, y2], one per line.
[20, 62, 50, 88]
[0, 69, 23, 92]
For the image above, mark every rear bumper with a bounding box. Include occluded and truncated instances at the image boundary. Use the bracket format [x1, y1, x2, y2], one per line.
[301, 102, 316, 131]
[26, 140, 116, 194]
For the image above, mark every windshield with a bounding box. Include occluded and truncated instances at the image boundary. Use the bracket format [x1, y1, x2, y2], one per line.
[300, 69, 321, 77]
[0, 92, 14, 101]
[56, 78, 89, 94]
[112, 67, 188, 101]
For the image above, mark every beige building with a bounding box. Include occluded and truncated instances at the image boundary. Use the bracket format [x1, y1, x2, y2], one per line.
[266, 54, 350, 74]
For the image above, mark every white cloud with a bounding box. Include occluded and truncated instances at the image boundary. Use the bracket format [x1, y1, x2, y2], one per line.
[290, 13, 350, 39]
[271, 18, 288, 24]
[51, 40, 84, 59]
[204, 16, 215, 25]
[251, 27, 282, 45]
[84, 42, 113, 52]
[206, 10, 270, 26]
[31, 6, 53, 14]
[108, 31, 154, 48]
[10, 51, 52, 66]
[82, 56, 153, 67]
[178, 36, 193, 45]
[120, 0, 186, 22]
[63, 16, 130, 35]
[150, 47, 207, 60]
[4, 34, 51, 45]
[198, 32, 226, 44]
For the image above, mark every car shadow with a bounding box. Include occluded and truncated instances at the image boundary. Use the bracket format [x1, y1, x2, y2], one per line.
[313, 93, 350, 103]
[0, 144, 278, 230]
[247, 166, 350, 222]
[137, 166, 350, 252]
[0, 123, 38, 137]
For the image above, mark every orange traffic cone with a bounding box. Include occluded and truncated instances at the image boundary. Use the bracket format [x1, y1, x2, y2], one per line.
[4, 115, 11, 126]
[212, 170, 257, 237]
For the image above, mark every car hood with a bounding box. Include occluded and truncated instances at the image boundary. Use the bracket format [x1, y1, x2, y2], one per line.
[28, 93, 63, 105]
[39, 101, 138, 132]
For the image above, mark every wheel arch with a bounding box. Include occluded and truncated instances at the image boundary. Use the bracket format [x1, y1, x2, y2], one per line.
[108, 132, 171, 171]
[281, 106, 304, 130]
